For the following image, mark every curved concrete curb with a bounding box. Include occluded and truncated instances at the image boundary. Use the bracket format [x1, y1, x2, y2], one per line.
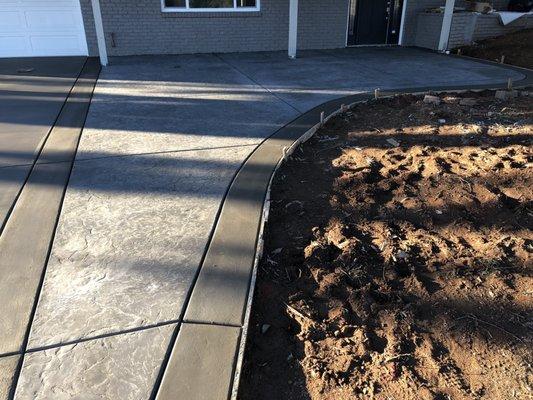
[155, 58, 533, 400]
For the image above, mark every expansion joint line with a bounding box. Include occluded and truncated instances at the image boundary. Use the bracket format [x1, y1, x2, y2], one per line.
[214, 53, 304, 114]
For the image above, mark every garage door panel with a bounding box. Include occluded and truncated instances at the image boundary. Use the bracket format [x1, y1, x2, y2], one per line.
[0, 0, 87, 57]
[20, 0, 80, 6]
[0, 36, 30, 57]
[25, 10, 81, 31]
[30, 35, 83, 55]
[0, 11, 25, 32]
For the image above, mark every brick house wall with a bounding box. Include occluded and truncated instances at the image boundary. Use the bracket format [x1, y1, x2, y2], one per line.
[401, 0, 513, 47]
[414, 11, 533, 50]
[80, 0, 349, 57]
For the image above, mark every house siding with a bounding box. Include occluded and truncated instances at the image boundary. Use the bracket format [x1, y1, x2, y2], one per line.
[80, 0, 349, 57]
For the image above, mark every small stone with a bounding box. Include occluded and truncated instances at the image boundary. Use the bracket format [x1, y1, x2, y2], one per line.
[438, 119, 446, 124]
[261, 324, 271, 334]
[386, 138, 400, 147]
[396, 250, 408, 259]
[435, 209, 443, 215]
[423, 95, 441, 105]
[495, 90, 509, 100]
[459, 98, 477, 106]
[495, 90, 518, 100]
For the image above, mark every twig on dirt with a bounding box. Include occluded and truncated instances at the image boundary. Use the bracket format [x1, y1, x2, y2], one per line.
[455, 313, 524, 344]
[286, 303, 314, 322]
[385, 353, 413, 363]
[456, 176, 473, 192]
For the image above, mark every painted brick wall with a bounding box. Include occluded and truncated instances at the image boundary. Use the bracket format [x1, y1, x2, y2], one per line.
[402, 0, 446, 46]
[472, 14, 533, 41]
[413, 11, 532, 50]
[400, 0, 512, 46]
[80, 0, 349, 56]
[447, 12, 477, 47]
[413, 12, 476, 49]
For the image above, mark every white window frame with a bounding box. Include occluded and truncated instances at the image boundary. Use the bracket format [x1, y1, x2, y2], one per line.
[161, 0, 260, 12]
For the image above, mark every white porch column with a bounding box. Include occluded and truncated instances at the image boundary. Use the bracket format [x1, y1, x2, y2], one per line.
[438, 0, 455, 52]
[288, 0, 298, 59]
[91, 0, 108, 66]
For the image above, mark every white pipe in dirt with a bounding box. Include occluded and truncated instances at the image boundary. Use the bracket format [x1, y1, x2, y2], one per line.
[288, 0, 299, 59]
[438, 0, 456, 52]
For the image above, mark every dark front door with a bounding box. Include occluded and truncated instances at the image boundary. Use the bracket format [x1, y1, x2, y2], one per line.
[347, 0, 404, 46]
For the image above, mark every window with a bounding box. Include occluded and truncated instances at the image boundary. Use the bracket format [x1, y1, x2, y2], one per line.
[162, 0, 259, 12]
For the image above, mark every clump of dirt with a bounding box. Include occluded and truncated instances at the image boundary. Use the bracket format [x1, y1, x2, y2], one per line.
[457, 29, 533, 69]
[239, 91, 533, 400]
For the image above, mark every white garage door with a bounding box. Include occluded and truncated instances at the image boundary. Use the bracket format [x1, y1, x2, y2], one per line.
[0, 0, 88, 57]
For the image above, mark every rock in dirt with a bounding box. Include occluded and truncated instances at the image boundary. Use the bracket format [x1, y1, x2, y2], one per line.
[495, 90, 519, 100]
[459, 97, 477, 106]
[423, 94, 441, 105]
[495, 90, 509, 100]
[386, 138, 400, 147]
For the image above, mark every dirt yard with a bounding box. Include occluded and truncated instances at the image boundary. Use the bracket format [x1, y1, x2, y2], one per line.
[458, 29, 533, 70]
[239, 91, 533, 400]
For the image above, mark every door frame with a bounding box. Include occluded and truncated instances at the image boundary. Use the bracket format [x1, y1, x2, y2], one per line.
[345, 0, 407, 46]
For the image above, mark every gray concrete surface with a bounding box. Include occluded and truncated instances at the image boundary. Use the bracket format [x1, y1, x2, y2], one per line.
[0, 57, 86, 230]
[7, 48, 526, 398]
[0, 60, 99, 359]
[0, 355, 18, 400]
[15, 325, 174, 400]
[156, 323, 241, 400]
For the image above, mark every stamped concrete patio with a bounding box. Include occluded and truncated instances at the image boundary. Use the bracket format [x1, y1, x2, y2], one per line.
[0, 47, 525, 399]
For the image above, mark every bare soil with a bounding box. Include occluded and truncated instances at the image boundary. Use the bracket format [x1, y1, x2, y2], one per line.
[239, 91, 533, 400]
[457, 29, 533, 69]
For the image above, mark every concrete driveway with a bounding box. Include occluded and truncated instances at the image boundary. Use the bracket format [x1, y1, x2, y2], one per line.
[1, 47, 525, 399]
[0, 57, 86, 229]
